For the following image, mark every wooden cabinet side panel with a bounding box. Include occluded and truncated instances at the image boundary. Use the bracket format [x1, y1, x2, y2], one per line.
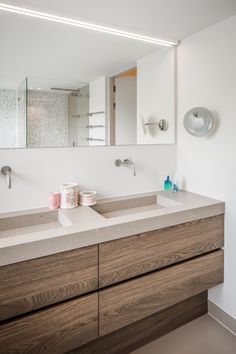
[99, 250, 224, 336]
[99, 215, 224, 287]
[0, 245, 98, 321]
[0, 294, 98, 354]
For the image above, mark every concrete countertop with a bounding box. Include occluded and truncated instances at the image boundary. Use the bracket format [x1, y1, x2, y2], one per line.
[0, 190, 225, 266]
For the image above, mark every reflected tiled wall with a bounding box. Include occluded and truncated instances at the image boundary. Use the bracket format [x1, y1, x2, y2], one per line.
[27, 90, 68, 148]
[0, 89, 17, 148]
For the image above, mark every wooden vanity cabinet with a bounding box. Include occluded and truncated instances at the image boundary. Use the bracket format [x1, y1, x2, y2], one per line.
[0, 293, 98, 354]
[99, 214, 224, 287]
[99, 250, 224, 336]
[0, 214, 224, 354]
[0, 245, 98, 321]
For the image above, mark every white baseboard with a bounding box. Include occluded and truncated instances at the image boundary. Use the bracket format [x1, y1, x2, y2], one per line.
[208, 301, 236, 336]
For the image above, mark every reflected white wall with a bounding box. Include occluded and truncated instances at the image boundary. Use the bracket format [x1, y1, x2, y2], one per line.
[137, 48, 175, 144]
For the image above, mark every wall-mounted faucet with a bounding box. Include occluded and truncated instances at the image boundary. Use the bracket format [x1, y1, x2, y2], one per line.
[115, 158, 136, 176]
[1, 166, 12, 189]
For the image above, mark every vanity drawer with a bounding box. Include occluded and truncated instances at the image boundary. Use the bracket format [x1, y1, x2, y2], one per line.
[99, 250, 224, 336]
[0, 245, 98, 321]
[99, 214, 224, 287]
[0, 293, 98, 354]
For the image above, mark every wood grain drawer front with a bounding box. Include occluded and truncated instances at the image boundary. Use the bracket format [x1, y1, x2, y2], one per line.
[99, 215, 224, 287]
[0, 293, 98, 354]
[100, 250, 224, 336]
[0, 245, 98, 322]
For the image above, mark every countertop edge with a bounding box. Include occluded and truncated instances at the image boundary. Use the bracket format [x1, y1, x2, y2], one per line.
[0, 200, 224, 267]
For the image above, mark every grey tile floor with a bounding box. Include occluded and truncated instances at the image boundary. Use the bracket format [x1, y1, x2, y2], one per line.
[131, 315, 236, 354]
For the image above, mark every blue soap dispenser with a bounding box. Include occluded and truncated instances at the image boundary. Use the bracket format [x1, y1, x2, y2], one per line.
[164, 175, 172, 191]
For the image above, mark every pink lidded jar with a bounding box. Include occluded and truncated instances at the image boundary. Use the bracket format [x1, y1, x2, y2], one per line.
[48, 192, 61, 209]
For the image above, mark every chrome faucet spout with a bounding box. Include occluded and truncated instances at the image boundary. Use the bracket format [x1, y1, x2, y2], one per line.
[1, 166, 12, 189]
[115, 158, 136, 176]
[123, 158, 136, 176]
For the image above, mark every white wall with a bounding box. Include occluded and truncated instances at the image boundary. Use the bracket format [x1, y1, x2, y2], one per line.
[137, 48, 175, 144]
[0, 145, 176, 212]
[177, 15, 236, 319]
[115, 76, 137, 145]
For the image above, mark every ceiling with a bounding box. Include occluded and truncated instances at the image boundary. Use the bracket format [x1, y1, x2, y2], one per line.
[3, 0, 236, 40]
[0, 0, 236, 88]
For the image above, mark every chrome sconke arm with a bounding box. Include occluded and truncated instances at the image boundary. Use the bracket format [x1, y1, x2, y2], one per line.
[144, 119, 169, 131]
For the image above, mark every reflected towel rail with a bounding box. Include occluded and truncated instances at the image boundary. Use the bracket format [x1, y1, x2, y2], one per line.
[73, 111, 105, 118]
[86, 125, 105, 129]
[86, 138, 105, 142]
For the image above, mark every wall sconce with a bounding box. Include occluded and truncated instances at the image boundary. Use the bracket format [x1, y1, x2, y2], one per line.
[183, 107, 214, 137]
[144, 119, 169, 131]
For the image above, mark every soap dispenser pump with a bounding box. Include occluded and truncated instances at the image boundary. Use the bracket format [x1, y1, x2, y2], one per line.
[164, 175, 172, 191]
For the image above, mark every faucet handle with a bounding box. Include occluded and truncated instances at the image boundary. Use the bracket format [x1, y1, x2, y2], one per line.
[115, 159, 122, 167]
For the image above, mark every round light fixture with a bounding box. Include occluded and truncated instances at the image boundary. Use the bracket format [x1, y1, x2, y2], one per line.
[183, 107, 214, 137]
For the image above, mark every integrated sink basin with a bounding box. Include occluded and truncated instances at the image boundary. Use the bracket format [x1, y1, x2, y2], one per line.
[0, 209, 72, 238]
[91, 193, 181, 218]
[0, 190, 224, 268]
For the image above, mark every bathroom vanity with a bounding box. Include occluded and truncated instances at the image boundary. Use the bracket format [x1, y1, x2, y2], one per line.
[0, 191, 224, 354]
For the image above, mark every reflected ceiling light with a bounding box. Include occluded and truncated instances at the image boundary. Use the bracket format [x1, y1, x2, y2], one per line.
[0, 3, 178, 47]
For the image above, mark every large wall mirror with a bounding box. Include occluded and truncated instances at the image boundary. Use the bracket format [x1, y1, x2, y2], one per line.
[0, 9, 176, 148]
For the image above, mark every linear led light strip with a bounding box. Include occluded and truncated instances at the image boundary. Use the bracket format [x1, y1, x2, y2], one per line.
[0, 3, 178, 47]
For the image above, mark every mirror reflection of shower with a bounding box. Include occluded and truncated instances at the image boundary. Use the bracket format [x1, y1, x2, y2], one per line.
[50, 85, 91, 147]
[17, 77, 106, 148]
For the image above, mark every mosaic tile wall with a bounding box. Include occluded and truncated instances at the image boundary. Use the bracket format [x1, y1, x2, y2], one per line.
[0, 89, 18, 148]
[18, 81, 27, 148]
[27, 90, 68, 148]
